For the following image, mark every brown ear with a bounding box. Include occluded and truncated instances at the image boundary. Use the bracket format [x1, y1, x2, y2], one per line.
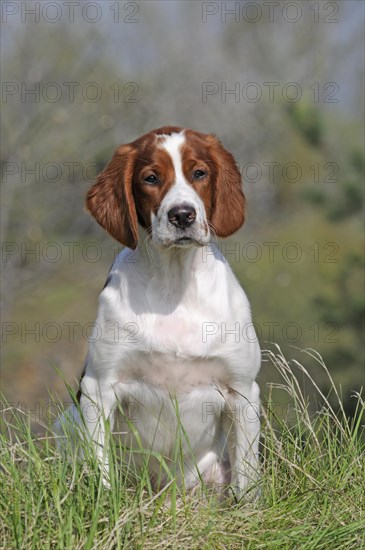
[208, 136, 246, 238]
[86, 144, 138, 249]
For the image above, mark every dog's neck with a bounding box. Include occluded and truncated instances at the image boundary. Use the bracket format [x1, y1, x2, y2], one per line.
[136, 229, 214, 303]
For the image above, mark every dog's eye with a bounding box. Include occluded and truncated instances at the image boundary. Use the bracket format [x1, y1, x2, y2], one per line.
[144, 174, 158, 185]
[193, 170, 206, 180]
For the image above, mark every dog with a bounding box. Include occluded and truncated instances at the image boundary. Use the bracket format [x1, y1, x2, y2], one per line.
[55, 126, 261, 499]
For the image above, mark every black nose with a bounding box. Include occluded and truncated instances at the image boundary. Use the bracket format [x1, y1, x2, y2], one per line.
[168, 204, 196, 230]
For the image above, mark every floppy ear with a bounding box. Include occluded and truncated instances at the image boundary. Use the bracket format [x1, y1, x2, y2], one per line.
[86, 144, 138, 249]
[208, 136, 246, 238]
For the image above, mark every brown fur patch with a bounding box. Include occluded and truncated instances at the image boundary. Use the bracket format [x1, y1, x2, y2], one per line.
[132, 140, 176, 228]
[86, 144, 139, 249]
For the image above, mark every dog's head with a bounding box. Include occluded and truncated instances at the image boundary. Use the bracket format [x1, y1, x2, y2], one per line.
[86, 126, 245, 249]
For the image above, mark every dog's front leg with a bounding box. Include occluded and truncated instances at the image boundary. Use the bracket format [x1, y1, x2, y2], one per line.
[79, 372, 118, 487]
[222, 381, 260, 500]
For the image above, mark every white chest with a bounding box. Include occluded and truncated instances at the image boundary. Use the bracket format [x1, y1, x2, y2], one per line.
[96, 248, 260, 388]
[113, 307, 249, 393]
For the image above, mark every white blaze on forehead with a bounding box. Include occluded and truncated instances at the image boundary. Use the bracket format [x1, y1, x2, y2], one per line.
[158, 132, 186, 184]
[156, 130, 206, 216]
[152, 131, 210, 243]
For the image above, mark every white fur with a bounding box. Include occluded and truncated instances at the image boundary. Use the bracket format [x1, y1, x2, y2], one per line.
[55, 132, 261, 498]
[151, 132, 210, 247]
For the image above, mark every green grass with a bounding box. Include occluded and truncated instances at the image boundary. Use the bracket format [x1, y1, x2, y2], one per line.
[1, 348, 364, 549]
